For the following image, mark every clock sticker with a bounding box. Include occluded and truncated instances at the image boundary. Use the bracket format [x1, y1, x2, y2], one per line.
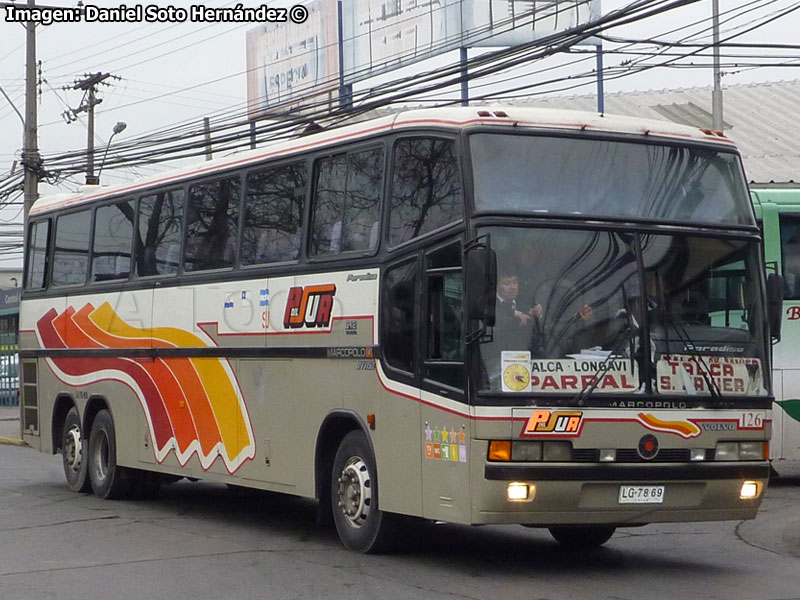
[503, 363, 531, 392]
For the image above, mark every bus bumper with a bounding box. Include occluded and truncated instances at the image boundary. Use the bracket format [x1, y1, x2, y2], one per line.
[472, 462, 770, 525]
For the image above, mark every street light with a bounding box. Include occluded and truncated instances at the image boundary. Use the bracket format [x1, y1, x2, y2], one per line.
[93, 121, 127, 185]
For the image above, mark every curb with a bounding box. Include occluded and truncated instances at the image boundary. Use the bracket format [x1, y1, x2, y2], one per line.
[0, 436, 26, 447]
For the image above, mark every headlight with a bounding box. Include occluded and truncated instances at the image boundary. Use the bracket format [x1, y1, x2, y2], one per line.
[738, 442, 764, 460]
[715, 442, 739, 460]
[715, 441, 767, 461]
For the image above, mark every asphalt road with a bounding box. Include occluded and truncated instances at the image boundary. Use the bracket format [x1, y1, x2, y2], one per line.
[1, 441, 799, 600]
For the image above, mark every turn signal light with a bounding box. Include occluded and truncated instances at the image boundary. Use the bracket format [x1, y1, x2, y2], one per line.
[489, 440, 511, 462]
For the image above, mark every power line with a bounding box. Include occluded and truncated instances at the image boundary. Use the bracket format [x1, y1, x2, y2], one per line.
[34, 0, 700, 179]
[5, 0, 796, 194]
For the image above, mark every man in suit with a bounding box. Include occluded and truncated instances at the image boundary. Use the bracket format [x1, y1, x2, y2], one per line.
[495, 271, 542, 351]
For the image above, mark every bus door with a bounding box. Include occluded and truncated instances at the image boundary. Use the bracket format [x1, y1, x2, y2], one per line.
[379, 254, 423, 514]
[419, 241, 469, 522]
[21, 218, 52, 438]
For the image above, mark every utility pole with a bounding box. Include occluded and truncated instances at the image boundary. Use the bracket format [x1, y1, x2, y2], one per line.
[66, 72, 117, 185]
[203, 117, 213, 161]
[595, 43, 605, 113]
[22, 0, 41, 224]
[711, 0, 723, 131]
[460, 48, 469, 107]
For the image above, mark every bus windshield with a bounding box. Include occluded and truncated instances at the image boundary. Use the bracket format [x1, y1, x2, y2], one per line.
[476, 227, 768, 399]
[470, 133, 753, 226]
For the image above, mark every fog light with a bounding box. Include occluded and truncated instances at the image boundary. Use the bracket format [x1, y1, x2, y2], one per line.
[690, 448, 706, 462]
[740, 481, 760, 499]
[599, 449, 616, 462]
[507, 482, 534, 502]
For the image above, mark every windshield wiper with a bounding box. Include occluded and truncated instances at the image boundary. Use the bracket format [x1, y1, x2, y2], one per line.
[661, 312, 722, 401]
[572, 325, 636, 407]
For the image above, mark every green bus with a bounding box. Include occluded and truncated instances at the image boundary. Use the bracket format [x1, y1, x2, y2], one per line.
[752, 186, 800, 468]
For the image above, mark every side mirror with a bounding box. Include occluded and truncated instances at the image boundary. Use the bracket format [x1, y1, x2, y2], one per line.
[766, 273, 784, 342]
[465, 245, 497, 327]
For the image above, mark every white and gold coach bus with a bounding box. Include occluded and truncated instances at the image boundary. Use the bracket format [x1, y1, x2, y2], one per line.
[19, 107, 781, 552]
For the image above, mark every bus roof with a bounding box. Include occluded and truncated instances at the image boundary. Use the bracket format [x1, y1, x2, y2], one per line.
[751, 185, 800, 209]
[30, 105, 739, 217]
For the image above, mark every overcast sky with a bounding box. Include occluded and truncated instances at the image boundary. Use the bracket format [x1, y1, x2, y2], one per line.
[0, 0, 797, 266]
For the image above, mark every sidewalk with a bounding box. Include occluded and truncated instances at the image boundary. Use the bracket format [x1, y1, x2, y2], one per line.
[0, 405, 23, 445]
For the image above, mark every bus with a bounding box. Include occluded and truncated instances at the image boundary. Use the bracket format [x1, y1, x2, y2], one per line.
[751, 187, 800, 468]
[19, 107, 781, 553]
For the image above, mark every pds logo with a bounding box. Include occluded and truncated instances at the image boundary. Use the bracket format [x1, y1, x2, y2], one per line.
[521, 410, 584, 437]
[283, 284, 336, 329]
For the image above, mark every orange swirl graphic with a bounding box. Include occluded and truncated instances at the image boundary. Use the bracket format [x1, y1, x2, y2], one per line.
[37, 302, 255, 472]
[637, 413, 701, 438]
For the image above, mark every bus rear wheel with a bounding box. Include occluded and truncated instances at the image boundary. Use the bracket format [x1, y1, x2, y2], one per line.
[62, 407, 91, 493]
[548, 525, 616, 548]
[87, 409, 131, 499]
[331, 430, 396, 553]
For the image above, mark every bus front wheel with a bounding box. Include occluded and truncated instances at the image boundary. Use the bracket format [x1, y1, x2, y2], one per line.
[548, 525, 616, 548]
[331, 430, 396, 553]
[62, 407, 91, 493]
[87, 409, 131, 499]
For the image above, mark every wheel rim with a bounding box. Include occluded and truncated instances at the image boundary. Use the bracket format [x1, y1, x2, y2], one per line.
[92, 430, 110, 482]
[64, 425, 82, 472]
[336, 456, 372, 529]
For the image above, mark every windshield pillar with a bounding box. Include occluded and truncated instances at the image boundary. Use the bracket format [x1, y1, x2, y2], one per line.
[632, 233, 653, 395]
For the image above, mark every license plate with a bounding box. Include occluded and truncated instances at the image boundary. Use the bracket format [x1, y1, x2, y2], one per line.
[618, 485, 665, 504]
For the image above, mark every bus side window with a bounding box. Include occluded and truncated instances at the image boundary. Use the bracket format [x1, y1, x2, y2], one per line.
[185, 176, 241, 272]
[381, 260, 418, 375]
[91, 200, 134, 283]
[341, 148, 383, 253]
[424, 242, 464, 391]
[389, 138, 463, 247]
[52, 209, 92, 287]
[427, 274, 464, 361]
[310, 155, 346, 256]
[310, 147, 383, 257]
[779, 214, 800, 300]
[241, 162, 306, 266]
[25, 219, 50, 289]
[136, 189, 184, 277]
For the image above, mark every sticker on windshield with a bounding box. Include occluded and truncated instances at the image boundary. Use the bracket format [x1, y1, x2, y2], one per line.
[656, 355, 763, 395]
[529, 358, 638, 393]
[501, 351, 532, 392]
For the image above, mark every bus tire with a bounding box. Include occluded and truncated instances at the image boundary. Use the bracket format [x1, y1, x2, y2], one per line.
[87, 409, 131, 500]
[548, 525, 616, 548]
[62, 407, 91, 493]
[331, 430, 395, 553]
